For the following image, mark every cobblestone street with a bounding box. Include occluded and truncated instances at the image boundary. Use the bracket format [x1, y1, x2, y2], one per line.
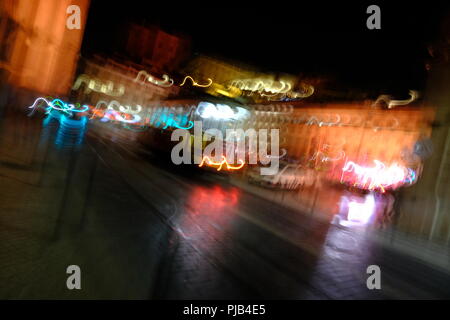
[1, 109, 449, 299]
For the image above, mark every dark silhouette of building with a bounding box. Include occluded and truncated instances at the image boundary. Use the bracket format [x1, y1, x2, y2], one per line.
[124, 23, 191, 74]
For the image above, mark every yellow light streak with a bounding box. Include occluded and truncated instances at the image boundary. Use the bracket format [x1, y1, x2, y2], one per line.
[199, 155, 245, 171]
[180, 76, 213, 88]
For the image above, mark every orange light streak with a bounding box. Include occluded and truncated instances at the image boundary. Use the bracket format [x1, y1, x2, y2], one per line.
[199, 156, 245, 171]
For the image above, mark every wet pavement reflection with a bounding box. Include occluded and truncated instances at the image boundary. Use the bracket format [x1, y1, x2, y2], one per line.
[0, 103, 450, 299]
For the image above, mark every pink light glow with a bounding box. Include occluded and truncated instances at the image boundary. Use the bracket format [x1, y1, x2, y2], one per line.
[341, 160, 414, 193]
[347, 193, 376, 224]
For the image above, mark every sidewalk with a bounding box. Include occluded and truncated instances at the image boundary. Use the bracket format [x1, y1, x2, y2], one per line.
[228, 174, 341, 223]
[370, 228, 450, 274]
[227, 174, 450, 275]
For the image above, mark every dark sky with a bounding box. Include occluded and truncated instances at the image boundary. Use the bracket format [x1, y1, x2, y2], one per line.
[82, 1, 450, 94]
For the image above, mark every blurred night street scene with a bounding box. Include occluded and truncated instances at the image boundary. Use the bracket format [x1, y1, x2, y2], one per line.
[1, 0, 450, 300]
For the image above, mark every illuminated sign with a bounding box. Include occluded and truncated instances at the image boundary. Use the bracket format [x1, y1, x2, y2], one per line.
[199, 155, 245, 171]
[72, 74, 125, 97]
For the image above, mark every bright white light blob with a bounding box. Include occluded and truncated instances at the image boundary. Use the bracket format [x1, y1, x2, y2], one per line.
[347, 193, 376, 224]
[196, 102, 249, 120]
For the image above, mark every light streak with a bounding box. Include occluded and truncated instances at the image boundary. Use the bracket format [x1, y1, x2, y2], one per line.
[196, 102, 249, 120]
[231, 78, 290, 94]
[54, 114, 88, 147]
[285, 83, 315, 99]
[149, 108, 194, 130]
[89, 101, 107, 119]
[72, 74, 90, 91]
[99, 109, 141, 124]
[134, 70, 174, 87]
[311, 150, 346, 162]
[91, 100, 142, 124]
[306, 114, 341, 127]
[27, 97, 89, 117]
[270, 163, 303, 188]
[230, 78, 314, 101]
[373, 90, 419, 109]
[118, 104, 142, 114]
[310, 142, 346, 163]
[233, 79, 285, 94]
[164, 115, 194, 130]
[245, 147, 287, 162]
[260, 81, 292, 96]
[199, 155, 245, 171]
[72, 74, 125, 96]
[27, 97, 52, 116]
[254, 104, 294, 114]
[341, 160, 415, 192]
[41, 110, 88, 148]
[180, 76, 213, 88]
[208, 83, 242, 98]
